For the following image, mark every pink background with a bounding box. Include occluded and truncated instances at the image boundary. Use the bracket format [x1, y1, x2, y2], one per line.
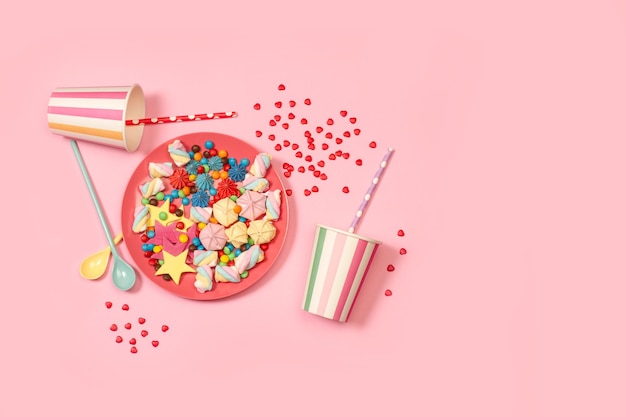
[3, 1, 626, 415]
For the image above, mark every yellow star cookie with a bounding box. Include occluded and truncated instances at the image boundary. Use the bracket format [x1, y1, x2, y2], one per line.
[155, 249, 195, 285]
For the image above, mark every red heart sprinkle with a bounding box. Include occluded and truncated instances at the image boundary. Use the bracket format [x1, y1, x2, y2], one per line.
[349, 117, 357, 123]
[278, 84, 285, 90]
[105, 301, 112, 309]
[268, 134, 275, 141]
[322, 143, 329, 150]
[308, 143, 315, 150]
[304, 98, 311, 105]
[284, 171, 291, 178]
[399, 248, 407, 255]
[286, 189, 293, 196]
[316, 126, 323, 133]
[141, 330, 148, 337]
[336, 138, 343, 145]
[340, 110, 348, 117]
[255, 130, 262, 137]
[304, 189, 311, 196]
[343, 131, 350, 137]
[327, 118, 334, 125]
[298, 166, 305, 173]
[335, 150, 343, 156]
[295, 151, 303, 158]
[282, 123, 289, 129]
[138, 317, 146, 324]
[354, 128, 361, 135]
[304, 130, 311, 137]
[342, 152, 350, 159]
[369, 141, 377, 148]
[301, 118, 308, 124]
[122, 304, 129, 311]
[283, 140, 290, 147]
[110, 324, 118, 331]
[269, 120, 276, 126]
[115, 336, 123, 343]
[275, 101, 282, 108]
[329, 154, 336, 160]
[308, 165, 315, 171]
[387, 264, 395, 272]
[385, 289, 392, 296]
[124, 323, 132, 329]
[129, 338, 137, 345]
[325, 132, 332, 139]
[130, 347, 138, 354]
[274, 114, 281, 121]
[305, 155, 313, 162]
[292, 143, 299, 150]
[282, 162, 290, 170]
[397, 229, 405, 236]
[320, 173, 328, 180]
[152, 341, 159, 347]
[317, 160, 325, 167]
[307, 137, 314, 144]
[287, 165, 294, 171]
[275, 144, 282, 151]
[311, 186, 319, 192]
[162, 325, 169, 332]
[355, 159, 363, 166]
[313, 170, 321, 177]
[342, 186, 350, 193]
[288, 113, 295, 119]
[289, 100, 296, 107]
[253, 103, 261, 110]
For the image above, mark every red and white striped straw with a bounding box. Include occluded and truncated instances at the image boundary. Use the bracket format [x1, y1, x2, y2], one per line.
[348, 147, 394, 234]
[126, 111, 237, 125]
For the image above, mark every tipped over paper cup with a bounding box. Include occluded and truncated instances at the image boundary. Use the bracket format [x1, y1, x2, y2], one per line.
[47, 84, 145, 151]
[302, 225, 381, 322]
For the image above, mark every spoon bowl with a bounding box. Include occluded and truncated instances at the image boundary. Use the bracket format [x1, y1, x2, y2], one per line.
[80, 233, 124, 280]
[111, 254, 137, 291]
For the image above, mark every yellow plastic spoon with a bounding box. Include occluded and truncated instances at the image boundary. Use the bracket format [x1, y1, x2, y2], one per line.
[80, 233, 124, 280]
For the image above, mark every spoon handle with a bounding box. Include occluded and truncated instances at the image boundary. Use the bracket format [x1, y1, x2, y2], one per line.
[70, 140, 120, 257]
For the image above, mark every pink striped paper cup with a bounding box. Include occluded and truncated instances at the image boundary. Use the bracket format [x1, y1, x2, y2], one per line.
[302, 225, 381, 322]
[47, 84, 145, 151]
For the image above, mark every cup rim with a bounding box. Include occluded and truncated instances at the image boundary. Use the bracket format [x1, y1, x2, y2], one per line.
[315, 224, 382, 245]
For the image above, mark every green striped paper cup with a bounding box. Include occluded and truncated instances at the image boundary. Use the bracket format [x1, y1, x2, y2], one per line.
[302, 225, 381, 322]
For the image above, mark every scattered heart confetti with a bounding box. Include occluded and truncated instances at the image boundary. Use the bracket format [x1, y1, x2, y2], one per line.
[304, 189, 311, 196]
[138, 317, 146, 324]
[288, 113, 295, 119]
[298, 166, 305, 173]
[286, 189, 293, 196]
[289, 100, 296, 107]
[275, 144, 282, 151]
[329, 154, 336, 160]
[255, 130, 262, 137]
[253, 103, 261, 110]
[268, 134, 275, 141]
[110, 324, 118, 331]
[274, 114, 281, 121]
[275, 101, 282, 108]
[129, 338, 137, 345]
[162, 325, 169, 332]
[311, 185, 319, 192]
[340, 110, 348, 117]
[105, 301, 112, 309]
[152, 341, 159, 347]
[282, 123, 289, 129]
[141, 330, 148, 337]
[317, 160, 325, 167]
[387, 264, 395, 272]
[356, 159, 363, 166]
[305, 155, 313, 162]
[122, 304, 129, 311]
[369, 141, 377, 148]
[304, 98, 311, 105]
[320, 173, 328, 180]
[354, 128, 361, 135]
[269, 120, 276, 126]
[295, 151, 303, 158]
[322, 143, 329, 150]
[327, 118, 334, 125]
[124, 323, 132, 330]
[336, 138, 343, 145]
[278, 84, 285, 90]
[115, 336, 123, 343]
[342, 186, 350, 193]
[316, 126, 323, 133]
[399, 248, 407, 255]
[342, 152, 350, 159]
[283, 140, 291, 147]
[130, 347, 138, 354]
[292, 143, 299, 150]
[349, 117, 357, 124]
[398, 229, 405, 237]
[343, 131, 350, 138]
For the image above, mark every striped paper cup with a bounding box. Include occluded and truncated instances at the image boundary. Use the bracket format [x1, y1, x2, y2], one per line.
[302, 225, 381, 322]
[48, 84, 145, 151]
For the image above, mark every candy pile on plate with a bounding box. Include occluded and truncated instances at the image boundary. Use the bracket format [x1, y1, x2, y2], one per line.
[131, 138, 282, 293]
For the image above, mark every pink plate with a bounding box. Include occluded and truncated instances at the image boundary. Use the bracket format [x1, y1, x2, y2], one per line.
[121, 132, 289, 300]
